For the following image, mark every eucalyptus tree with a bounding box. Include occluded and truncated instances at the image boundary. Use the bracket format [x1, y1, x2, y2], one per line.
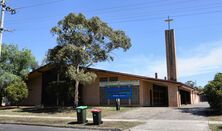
[47, 13, 131, 107]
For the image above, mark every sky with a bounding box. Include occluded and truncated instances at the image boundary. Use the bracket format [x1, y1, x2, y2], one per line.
[3, 0, 222, 86]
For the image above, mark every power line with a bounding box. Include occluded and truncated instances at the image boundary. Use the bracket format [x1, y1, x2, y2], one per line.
[8, 0, 222, 25]
[8, 7, 222, 30]
[173, 9, 222, 19]
[78, 0, 222, 21]
[6, 0, 222, 32]
[12, 11, 222, 32]
[104, 3, 222, 22]
[82, 0, 201, 15]
[14, 21, 222, 34]
[15, 0, 66, 10]
[109, 9, 222, 24]
[81, 0, 173, 13]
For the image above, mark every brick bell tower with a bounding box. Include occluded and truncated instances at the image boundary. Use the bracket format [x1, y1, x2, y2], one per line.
[165, 16, 177, 81]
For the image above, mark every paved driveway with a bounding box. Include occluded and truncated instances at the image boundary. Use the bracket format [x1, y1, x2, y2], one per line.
[128, 120, 209, 131]
[109, 102, 210, 131]
[106, 102, 208, 121]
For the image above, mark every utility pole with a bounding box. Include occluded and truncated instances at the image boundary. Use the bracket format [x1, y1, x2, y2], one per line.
[0, 0, 16, 58]
[0, 0, 5, 58]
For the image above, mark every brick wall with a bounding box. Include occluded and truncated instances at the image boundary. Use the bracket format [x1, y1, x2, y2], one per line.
[168, 84, 179, 107]
[23, 75, 42, 106]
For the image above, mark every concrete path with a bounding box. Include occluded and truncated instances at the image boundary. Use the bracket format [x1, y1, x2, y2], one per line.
[126, 102, 210, 131]
[127, 120, 209, 131]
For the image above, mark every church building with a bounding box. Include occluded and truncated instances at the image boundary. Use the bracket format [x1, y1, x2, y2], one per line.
[23, 26, 200, 107]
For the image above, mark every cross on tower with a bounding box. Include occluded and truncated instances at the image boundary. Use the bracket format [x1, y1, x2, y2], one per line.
[165, 16, 173, 30]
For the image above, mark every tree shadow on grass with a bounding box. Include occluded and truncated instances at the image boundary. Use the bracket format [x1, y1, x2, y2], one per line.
[17, 106, 96, 114]
[178, 105, 222, 118]
[17, 107, 75, 114]
[0, 106, 17, 110]
[178, 107, 209, 117]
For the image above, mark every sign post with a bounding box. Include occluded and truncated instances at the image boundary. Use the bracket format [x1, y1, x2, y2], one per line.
[115, 98, 120, 111]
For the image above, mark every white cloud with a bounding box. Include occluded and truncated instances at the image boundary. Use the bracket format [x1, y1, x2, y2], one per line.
[177, 40, 222, 77]
[95, 40, 222, 81]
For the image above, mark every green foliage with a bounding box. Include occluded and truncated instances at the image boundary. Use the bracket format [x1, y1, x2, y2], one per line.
[5, 79, 28, 105]
[0, 44, 37, 79]
[185, 80, 196, 88]
[48, 13, 131, 66]
[204, 73, 222, 112]
[185, 80, 203, 91]
[0, 44, 36, 105]
[0, 72, 20, 88]
[47, 13, 131, 106]
[0, 72, 20, 95]
[47, 44, 90, 69]
[66, 65, 97, 85]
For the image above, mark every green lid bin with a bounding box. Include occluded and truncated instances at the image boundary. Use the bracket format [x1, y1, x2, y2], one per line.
[76, 106, 88, 124]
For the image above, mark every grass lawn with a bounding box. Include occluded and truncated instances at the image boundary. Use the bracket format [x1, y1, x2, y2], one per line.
[209, 124, 222, 131]
[0, 106, 135, 118]
[0, 116, 143, 130]
[0, 106, 141, 130]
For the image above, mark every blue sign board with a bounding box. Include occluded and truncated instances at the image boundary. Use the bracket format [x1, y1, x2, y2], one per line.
[105, 86, 132, 99]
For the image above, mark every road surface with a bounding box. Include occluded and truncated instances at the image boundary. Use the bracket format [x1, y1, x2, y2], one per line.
[0, 124, 99, 131]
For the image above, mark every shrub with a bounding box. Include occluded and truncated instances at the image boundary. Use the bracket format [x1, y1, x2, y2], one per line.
[204, 73, 222, 112]
[5, 79, 28, 105]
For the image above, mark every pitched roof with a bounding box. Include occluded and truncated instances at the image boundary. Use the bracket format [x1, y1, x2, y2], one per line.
[29, 64, 197, 90]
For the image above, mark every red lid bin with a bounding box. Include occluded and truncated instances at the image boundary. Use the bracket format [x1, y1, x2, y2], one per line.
[91, 108, 102, 125]
[91, 109, 102, 113]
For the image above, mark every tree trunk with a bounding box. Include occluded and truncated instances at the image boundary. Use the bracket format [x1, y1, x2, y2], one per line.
[74, 80, 79, 107]
[73, 65, 80, 108]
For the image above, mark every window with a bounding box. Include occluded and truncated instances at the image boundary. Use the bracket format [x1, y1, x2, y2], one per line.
[100, 77, 118, 82]
[109, 77, 118, 82]
[99, 77, 108, 82]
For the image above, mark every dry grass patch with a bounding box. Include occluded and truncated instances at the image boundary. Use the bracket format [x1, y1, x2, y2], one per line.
[0, 106, 136, 118]
[208, 115, 222, 121]
[0, 117, 143, 130]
